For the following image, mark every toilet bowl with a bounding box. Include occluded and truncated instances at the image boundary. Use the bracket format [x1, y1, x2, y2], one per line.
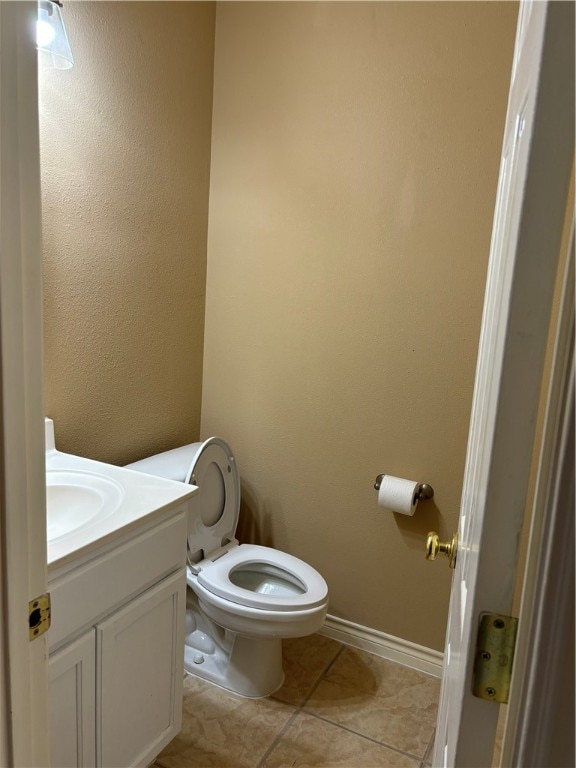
[127, 437, 329, 698]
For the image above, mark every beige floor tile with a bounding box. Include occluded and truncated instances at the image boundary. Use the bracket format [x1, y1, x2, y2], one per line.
[304, 648, 440, 759]
[263, 712, 421, 767]
[156, 675, 295, 768]
[273, 634, 343, 706]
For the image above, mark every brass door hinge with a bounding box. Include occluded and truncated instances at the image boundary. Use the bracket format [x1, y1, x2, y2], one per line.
[472, 612, 518, 703]
[29, 593, 51, 641]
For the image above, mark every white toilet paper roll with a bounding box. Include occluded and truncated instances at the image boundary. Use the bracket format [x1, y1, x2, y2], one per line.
[377, 475, 420, 516]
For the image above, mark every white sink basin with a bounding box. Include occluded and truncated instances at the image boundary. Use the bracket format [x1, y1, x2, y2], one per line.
[46, 469, 125, 542]
[44, 417, 198, 566]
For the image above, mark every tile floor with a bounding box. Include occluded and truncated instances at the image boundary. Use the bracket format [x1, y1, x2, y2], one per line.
[154, 634, 440, 768]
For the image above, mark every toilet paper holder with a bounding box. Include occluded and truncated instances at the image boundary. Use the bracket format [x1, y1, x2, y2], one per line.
[374, 474, 434, 503]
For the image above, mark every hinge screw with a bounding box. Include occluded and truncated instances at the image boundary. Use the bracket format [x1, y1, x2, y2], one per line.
[486, 687, 497, 697]
[493, 619, 505, 629]
[480, 651, 491, 661]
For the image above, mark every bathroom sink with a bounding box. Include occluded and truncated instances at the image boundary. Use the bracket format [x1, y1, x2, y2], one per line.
[46, 469, 125, 542]
[44, 417, 198, 566]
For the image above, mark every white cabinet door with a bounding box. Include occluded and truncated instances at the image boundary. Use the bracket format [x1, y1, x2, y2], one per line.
[49, 631, 96, 768]
[96, 570, 186, 768]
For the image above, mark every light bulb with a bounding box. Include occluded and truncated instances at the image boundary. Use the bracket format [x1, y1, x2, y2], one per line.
[37, 18, 56, 48]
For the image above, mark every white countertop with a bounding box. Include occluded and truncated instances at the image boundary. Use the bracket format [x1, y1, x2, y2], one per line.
[46, 448, 197, 568]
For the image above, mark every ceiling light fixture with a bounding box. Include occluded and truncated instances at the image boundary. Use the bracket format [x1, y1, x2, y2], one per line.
[37, 0, 73, 70]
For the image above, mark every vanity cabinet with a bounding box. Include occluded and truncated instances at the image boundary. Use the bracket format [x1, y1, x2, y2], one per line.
[48, 506, 188, 768]
[98, 570, 183, 767]
[49, 630, 96, 768]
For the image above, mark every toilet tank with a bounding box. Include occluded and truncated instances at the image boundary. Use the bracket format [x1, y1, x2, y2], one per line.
[126, 442, 203, 484]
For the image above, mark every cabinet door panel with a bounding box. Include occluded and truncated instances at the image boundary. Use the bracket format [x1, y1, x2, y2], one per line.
[49, 630, 96, 768]
[96, 570, 185, 768]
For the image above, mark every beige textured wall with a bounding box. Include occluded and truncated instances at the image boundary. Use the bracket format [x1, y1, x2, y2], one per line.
[40, 2, 215, 464]
[202, 1, 517, 650]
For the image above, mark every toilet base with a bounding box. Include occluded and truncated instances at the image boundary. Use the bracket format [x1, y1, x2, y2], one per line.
[184, 618, 285, 698]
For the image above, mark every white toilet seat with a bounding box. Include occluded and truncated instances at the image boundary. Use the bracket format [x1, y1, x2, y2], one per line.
[184, 437, 240, 561]
[193, 543, 328, 612]
[127, 437, 241, 561]
[191, 572, 327, 625]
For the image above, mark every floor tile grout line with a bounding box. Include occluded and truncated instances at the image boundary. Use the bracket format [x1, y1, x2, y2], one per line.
[257, 643, 347, 767]
[301, 710, 430, 764]
[297, 640, 435, 764]
[298, 643, 346, 708]
[255, 708, 301, 768]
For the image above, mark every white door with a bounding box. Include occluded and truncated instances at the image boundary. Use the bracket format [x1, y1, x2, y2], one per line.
[433, 2, 574, 766]
[0, 2, 50, 766]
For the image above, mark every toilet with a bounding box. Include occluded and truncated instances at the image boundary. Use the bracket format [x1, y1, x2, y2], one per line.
[126, 437, 329, 698]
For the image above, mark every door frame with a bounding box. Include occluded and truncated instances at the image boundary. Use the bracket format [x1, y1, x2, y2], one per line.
[0, 2, 50, 765]
[502, 223, 574, 766]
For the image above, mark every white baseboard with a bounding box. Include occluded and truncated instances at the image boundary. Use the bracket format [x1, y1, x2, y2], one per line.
[319, 614, 444, 678]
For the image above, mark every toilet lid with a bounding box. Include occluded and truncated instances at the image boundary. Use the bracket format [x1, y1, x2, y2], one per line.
[186, 437, 240, 560]
[195, 544, 328, 612]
